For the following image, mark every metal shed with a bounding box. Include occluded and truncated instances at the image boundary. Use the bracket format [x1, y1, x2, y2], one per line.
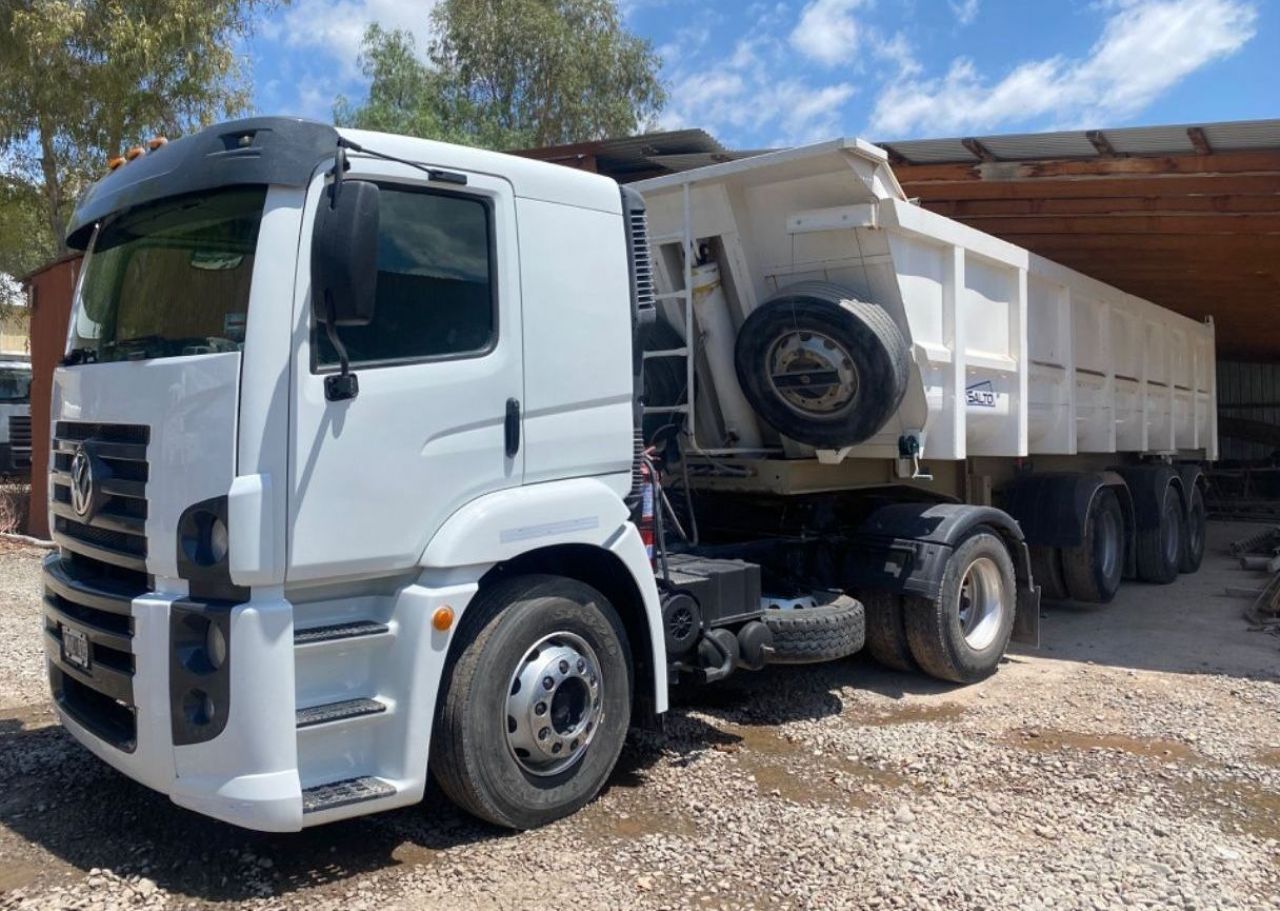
[879, 120, 1280, 363]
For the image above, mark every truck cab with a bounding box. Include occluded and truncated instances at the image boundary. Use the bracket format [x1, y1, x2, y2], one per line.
[47, 117, 668, 831]
[0, 357, 32, 473]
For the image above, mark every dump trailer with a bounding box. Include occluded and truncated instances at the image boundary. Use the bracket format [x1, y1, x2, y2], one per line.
[633, 139, 1216, 675]
[42, 118, 1214, 834]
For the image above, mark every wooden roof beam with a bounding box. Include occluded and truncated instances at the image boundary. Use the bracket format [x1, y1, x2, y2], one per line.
[1187, 127, 1213, 156]
[962, 137, 998, 162]
[1086, 130, 1119, 158]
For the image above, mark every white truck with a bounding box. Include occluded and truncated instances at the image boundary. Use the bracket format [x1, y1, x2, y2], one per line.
[45, 118, 1215, 833]
[0, 356, 32, 473]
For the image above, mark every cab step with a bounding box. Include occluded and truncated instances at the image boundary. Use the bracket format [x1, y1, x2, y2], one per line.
[296, 697, 387, 729]
[301, 776, 396, 814]
[294, 620, 389, 645]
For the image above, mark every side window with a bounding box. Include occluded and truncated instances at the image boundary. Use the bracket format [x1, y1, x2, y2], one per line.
[315, 184, 496, 368]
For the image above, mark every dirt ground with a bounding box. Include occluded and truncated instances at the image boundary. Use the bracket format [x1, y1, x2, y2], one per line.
[1, 522, 1278, 911]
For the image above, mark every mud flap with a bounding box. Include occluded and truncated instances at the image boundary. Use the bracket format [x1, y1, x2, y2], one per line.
[1013, 583, 1041, 647]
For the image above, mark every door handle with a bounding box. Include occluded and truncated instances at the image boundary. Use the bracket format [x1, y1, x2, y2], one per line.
[505, 398, 521, 458]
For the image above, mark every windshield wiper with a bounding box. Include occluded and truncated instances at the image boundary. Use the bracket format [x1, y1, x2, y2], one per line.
[60, 347, 98, 366]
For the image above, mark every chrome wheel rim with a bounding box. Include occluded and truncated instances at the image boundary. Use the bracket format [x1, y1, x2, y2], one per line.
[766, 330, 859, 417]
[958, 556, 1006, 651]
[505, 631, 603, 777]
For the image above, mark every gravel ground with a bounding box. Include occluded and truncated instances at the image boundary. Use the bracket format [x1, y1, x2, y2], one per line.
[2, 522, 1278, 911]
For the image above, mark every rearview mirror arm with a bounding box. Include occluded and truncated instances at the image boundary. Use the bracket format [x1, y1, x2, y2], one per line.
[322, 295, 359, 402]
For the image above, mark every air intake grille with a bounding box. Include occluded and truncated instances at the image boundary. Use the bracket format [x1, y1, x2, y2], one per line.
[629, 209, 656, 315]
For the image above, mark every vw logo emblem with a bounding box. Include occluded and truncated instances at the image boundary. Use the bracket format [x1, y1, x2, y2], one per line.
[70, 447, 95, 517]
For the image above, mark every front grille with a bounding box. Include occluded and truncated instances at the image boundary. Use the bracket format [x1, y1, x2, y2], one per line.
[49, 421, 150, 572]
[8, 414, 31, 467]
[43, 554, 146, 751]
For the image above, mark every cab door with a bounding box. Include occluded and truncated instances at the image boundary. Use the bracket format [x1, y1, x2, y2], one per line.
[286, 159, 523, 582]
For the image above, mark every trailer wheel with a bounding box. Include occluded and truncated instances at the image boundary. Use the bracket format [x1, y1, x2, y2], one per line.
[734, 282, 910, 448]
[1135, 484, 1183, 585]
[904, 529, 1016, 683]
[862, 590, 916, 671]
[1060, 487, 1125, 603]
[431, 575, 632, 829]
[763, 594, 865, 664]
[1179, 485, 1207, 574]
[1029, 545, 1069, 602]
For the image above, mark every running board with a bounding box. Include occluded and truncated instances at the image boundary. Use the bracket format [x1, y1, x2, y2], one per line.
[296, 697, 386, 729]
[294, 620, 389, 645]
[302, 776, 396, 814]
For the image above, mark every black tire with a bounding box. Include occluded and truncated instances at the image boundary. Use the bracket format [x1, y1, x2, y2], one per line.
[1061, 487, 1125, 603]
[1179, 484, 1207, 574]
[862, 590, 916, 671]
[1029, 545, 1069, 602]
[734, 282, 910, 448]
[763, 595, 865, 664]
[1135, 484, 1183, 585]
[431, 575, 632, 830]
[904, 530, 1017, 684]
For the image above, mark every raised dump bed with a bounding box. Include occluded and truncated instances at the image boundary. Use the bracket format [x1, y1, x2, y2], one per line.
[634, 139, 1218, 466]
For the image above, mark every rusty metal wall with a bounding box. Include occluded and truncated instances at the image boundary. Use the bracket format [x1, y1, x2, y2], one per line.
[1217, 359, 1280, 463]
[24, 256, 80, 539]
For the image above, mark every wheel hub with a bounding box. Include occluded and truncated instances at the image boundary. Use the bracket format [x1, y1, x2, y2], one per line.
[958, 556, 1006, 651]
[505, 632, 603, 776]
[766, 331, 859, 417]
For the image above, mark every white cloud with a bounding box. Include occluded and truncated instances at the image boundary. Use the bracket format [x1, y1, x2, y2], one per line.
[662, 4, 856, 146]
[266, 0, 438, 79]
[869, 0, 1257, 137]
[790, 0, 872, 67]
[949, 0, 980, 25]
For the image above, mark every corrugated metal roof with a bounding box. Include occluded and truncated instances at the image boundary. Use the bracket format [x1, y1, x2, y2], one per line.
[879, 119, 1280, 165]
[643, 150, 772, 172]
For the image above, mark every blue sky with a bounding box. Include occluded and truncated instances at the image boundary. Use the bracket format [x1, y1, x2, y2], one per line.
[249, 0, 1276, 148]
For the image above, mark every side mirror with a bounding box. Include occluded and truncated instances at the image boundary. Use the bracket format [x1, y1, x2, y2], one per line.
[311, 178, 380, 327]
[311, 177, 379, 401]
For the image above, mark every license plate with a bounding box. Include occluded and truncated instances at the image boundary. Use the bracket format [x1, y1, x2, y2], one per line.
[62, 626, 91, 671]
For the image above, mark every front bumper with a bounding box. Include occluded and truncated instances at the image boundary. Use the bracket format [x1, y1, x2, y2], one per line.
[44, 554, 304, 831]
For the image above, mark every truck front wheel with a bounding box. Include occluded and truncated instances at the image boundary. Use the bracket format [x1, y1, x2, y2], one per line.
[904, 529, 1016, 683]
[431, 575, 632, 829]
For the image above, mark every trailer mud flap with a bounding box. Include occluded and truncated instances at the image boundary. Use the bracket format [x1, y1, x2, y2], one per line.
[1013, 583, 1041, 647]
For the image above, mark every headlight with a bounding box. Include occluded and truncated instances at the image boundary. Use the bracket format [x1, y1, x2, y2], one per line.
[179, 508, 229, 567]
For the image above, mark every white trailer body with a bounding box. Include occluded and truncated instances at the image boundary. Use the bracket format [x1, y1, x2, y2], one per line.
[635, 139, 1217, 469]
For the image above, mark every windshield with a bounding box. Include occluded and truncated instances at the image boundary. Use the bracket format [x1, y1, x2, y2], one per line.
[69, 187, 268, 363]
[0, 368, 30, 402]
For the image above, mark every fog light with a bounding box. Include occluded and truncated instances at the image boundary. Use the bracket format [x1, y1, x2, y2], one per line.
[183, 689, 215, 726]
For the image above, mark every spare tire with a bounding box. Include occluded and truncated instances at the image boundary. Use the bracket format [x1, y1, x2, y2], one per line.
[734, 282, 911, 448]
[763, 594, 865, 664]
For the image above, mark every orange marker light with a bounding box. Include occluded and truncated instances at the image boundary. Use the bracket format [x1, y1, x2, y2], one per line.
[106, 156, 125, 171]
[148, 136, 168, 150]
[432, 606, 455, 632]
[125, 146, 145, 161]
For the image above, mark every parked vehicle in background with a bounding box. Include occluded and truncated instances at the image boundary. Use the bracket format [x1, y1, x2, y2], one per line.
[0, 357, 32, 474]
[42, 118, 1215, 834]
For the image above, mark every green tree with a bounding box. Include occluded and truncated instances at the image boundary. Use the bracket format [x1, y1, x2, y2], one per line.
[339, 0, 666, 150]
[334, 25, 456, 141]
[0, 1, 280, 259]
